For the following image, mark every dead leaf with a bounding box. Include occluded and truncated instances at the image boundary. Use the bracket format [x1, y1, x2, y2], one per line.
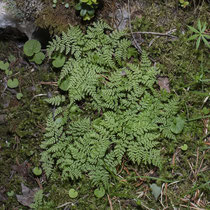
[0, 192, 7, 202]
[11, 161, 30, 178]
[16, 183, 38, 207]
[157, 77, 170, 93]
[0, 187, 7, 202]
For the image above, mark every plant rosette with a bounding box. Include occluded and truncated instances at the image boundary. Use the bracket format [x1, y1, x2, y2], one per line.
[181, 144, 188, 151]
[52, 53, 66, 68]
[32, 167, 42, 176]
[94, 187, 105, 198]
[24, 40, 45, 64]
[68, 189, 78, 198]
[0, 61, 12, 76]
[75, 0, 98, 20]
[16, 93, 23, 100]
[0, 61, 9, 71]
[7, 78, 19, 88]
[188, 19, 210, 50]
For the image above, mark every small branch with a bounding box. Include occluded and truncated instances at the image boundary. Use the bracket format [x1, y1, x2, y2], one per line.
[107, 194, 113, 210]
[39, 81, 58, 86]
[56, 201, 73, 209]
[35, 177, 43, 190]
[149, 36, 160, 47]
[30, 93, 48, 103]
[127, 0, 157, 62]
[132, 29, 177, 38]
[98, 73, 110, 81]
[127, 0, 142, 54]
[147, 29, 177, 47]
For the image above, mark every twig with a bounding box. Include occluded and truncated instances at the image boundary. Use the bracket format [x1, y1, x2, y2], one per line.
[127, 0, 142, 54]
[149, 36, 160, 47]
[139, 201, 151, 210]
[164, 183, 168, 208]
[56, 195, 88, 208]
[148, 29, 177, 47]
[132, 29, 177, 38]
[195, 148, 199, 174]
[187, 159, 195, 176]
[107, 194, 113, 210]
[35, 177, 43, 190]
[160, 183, 166, 209]
[180, 204, 205, 210]
[39, 81, 58, 86]
[30, 93, 48, 103]
[168, 180, 184, 186]
[98, 73, 110, 81]
[127, 0, 157, 62]
[118, 200, 122, 210]
[56, 201, 73, 208]
[172, 148, 180, 174]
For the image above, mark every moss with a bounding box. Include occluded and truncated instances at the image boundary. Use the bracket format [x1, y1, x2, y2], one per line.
[0, 1, 209, 209]
[0, 39, 59, 209]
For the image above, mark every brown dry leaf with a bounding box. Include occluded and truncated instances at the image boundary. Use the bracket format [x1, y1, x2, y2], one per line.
[16, 183, 38, 207]
[0, 192, 7, 202]
[11, 161, 30, 178]
[157, 77, 170, 93]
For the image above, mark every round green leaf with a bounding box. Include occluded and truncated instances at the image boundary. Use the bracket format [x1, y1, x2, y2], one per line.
[8, 54, 16, 63]
[94, 187, 105, 198]
[52, 54, 66, 68]
[68, 189, 78, 198]
[83, 14, 92, 21]
[87, 9, 95, 16]
[181, 144, 188, 151]
[7, 191, 14, 197]
[31, 52, 45, 64]
[0, 61, 9, 71]
[75, 3, 82, 10]
[80, 9, 87, 17]
[202, 107, 209, 115]
[5, 70, 12, 76]
[170, 116, 185, 134]
[7, 78, 19, 88]
[65, 3, 69, 8]
[70, 105, 79, 113]
[136, 199, 141, 206]
[32, 167, 42, 176]
[150, 183, 161, 201]
[53, 0, 57, 3]
[24, 40, 41, 57]
[16, 93, 23, 100]
[59, 76, 71, 91]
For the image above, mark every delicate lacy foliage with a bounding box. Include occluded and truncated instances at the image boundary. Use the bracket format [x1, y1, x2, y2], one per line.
[44, 95, 65, 106]
[30, 190, 43, 209]
[42, 21, 181, 188]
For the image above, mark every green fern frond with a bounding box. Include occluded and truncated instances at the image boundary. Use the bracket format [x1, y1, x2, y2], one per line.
[45, 95, 65, 106]
[41, 21, 183, 189]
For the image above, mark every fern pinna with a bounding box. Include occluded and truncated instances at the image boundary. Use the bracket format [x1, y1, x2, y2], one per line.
[41, 21, 182, 188]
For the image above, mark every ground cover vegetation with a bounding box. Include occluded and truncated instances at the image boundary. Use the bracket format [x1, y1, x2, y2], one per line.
[0, 0, 209, 209]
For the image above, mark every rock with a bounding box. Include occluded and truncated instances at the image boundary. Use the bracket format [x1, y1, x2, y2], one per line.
[0, 1, 42, 40]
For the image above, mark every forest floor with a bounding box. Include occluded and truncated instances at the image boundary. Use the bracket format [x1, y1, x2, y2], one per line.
[0, 0, 209, 209]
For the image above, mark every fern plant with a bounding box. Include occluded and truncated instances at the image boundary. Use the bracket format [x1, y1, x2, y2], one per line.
[41, 21, 183, 188]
